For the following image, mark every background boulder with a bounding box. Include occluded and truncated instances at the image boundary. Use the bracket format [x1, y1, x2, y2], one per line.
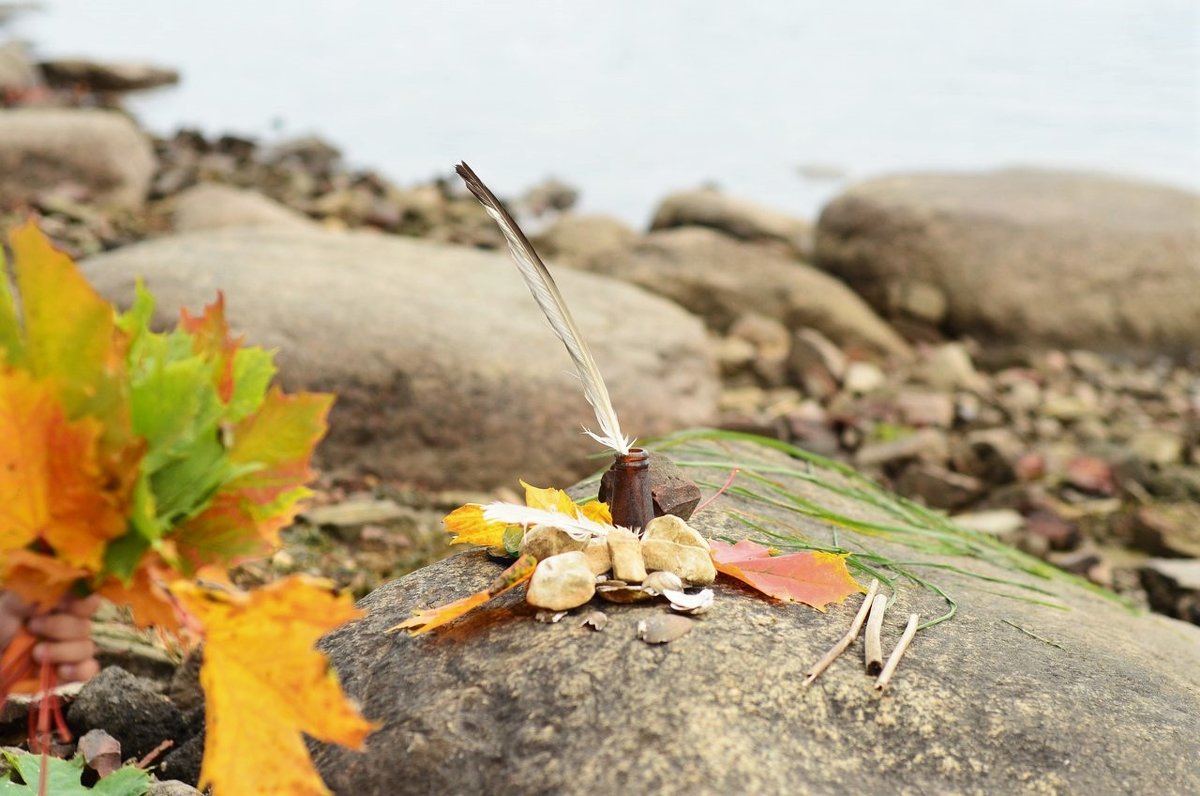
[82, 227, 719, 489]
[0, 108, 156, 210]
[589, 227, 911, 359]
[815, 170, 1200, 355]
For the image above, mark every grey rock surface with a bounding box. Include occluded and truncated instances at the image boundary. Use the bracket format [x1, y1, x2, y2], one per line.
[531, 213, 637, 270]
[66, 666, 186, 763]
[82, 227, 718, 489]
[815, 170, 1200, 355]
[650, 188, 813, 258]
[313, 437, 1200, 795]
[171, 182, 317, 232]
[588, 227, 911, 359]
[0, 108, 155, 209]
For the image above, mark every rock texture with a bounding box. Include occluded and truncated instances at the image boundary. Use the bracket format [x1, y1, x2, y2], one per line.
[650, 188, 813, 258]
[816, 170, 1200, 355]
[588, 227, 911, 358]
[0, 108, 156, 209]
[171, 182, 317, 232]
[531, 213, 637, 270]
[313, 438, 1200, 795]
[81, 227, 718, 488]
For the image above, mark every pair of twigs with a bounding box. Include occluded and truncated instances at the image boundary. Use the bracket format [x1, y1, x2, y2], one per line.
[804, 580, 919, 692]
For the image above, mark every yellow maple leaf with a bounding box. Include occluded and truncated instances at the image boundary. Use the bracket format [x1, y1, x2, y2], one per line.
[389, 554, 537, 635]
[443, 503, 507, 547]
[171, 575, 378, 796]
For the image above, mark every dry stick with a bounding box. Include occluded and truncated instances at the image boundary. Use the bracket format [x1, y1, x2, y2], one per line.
[863, 593, 889, 676]
[874, 613, 920, 692]
[804, 579, 880, 686]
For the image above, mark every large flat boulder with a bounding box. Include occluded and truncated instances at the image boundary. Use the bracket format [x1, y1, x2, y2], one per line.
[587, 227, 911, 359]
[81, 227, 718, 489]
[815, 170, 1200, 355]
[313, 435, 1200, 795]
[0, 108, 156, 210]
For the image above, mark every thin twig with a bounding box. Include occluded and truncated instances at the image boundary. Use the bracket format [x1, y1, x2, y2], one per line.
[804, 579, 879, 686]
[874, 613, 919, 692]
[693, 468, 740, 514]
[135, 738, 175, 769]
[863, 593, 888, 676]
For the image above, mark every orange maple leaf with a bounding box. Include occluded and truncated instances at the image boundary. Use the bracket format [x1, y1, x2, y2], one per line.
[710, 539, 863, 610]
[389, 554, 537, 635]
[179, 292, 242, 403]
[0, 549, 90, 613]
[171, 575, 377, 796]
[0, 368, 128, 571]
[96, 556, 185, 632]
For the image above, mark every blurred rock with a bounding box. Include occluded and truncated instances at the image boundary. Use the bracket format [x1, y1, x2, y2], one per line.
[914, 343, 986, 392]
[786, 328, 846, 400]
[856, 428, 949, 470]
[532, 213, 636, 270]
[650, 187, 813, 258]
[950, 508, 1024, 542]
[589, 228, 911, 358]
[520, 177, 578, 215]
[39, 58, 179, 92]
[1025, 510, 1081, 551]
[0, 108, 154, 209]
[1127, 428, 1184, 466]
[1140, 558, 1200, 624]
[728, 313, 790, 386]
[895, 463, 984, 510]
[0, 39, 41, 94]
[67, 667, 186, 762]
[1132, 503, 1200, 558]
[1065, 456, 1117, 496]
[842, 361, 886, 394]
[816, 170, 1200, 355]
[893, 390, 955, 428]
[172, 182, 316, 231]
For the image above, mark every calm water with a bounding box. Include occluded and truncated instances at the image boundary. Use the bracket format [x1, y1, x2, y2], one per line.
[11, 0, 1200, 224]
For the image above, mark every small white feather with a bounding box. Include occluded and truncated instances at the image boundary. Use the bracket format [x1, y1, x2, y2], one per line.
[481, 502, 613, 541]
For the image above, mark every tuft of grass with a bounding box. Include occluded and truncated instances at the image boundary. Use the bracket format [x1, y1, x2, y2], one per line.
[648, 429, 1135, 630]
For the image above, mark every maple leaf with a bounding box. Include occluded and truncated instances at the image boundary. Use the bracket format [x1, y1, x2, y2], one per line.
[710, 539, 863, 610]
[170, 575, 377, 796]
[389, 554, 537, 635]
[6, 222, 131, 436]
[0, 551, 90, 612]
[0, 748, 149, 795]
[0, 369, 128, 571]
[174, 388, 333, 572]
[444, 504, 506, 547]
[95, 557, 183, 632]
[179, 293, 242, 403]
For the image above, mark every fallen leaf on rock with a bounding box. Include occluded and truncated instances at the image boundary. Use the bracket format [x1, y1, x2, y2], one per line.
[389, 554, 537, 635]
[637, 614, 694, 644]
[709, 539, 862, 610]
[171, 575, 378, 796]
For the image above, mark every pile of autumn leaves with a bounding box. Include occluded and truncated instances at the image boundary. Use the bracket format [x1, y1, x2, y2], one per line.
[0, 223, 374, 795]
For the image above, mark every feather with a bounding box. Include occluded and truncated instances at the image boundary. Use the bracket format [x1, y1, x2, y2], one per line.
[456, 162, 632, 454]
[481, 502, 614, 540]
